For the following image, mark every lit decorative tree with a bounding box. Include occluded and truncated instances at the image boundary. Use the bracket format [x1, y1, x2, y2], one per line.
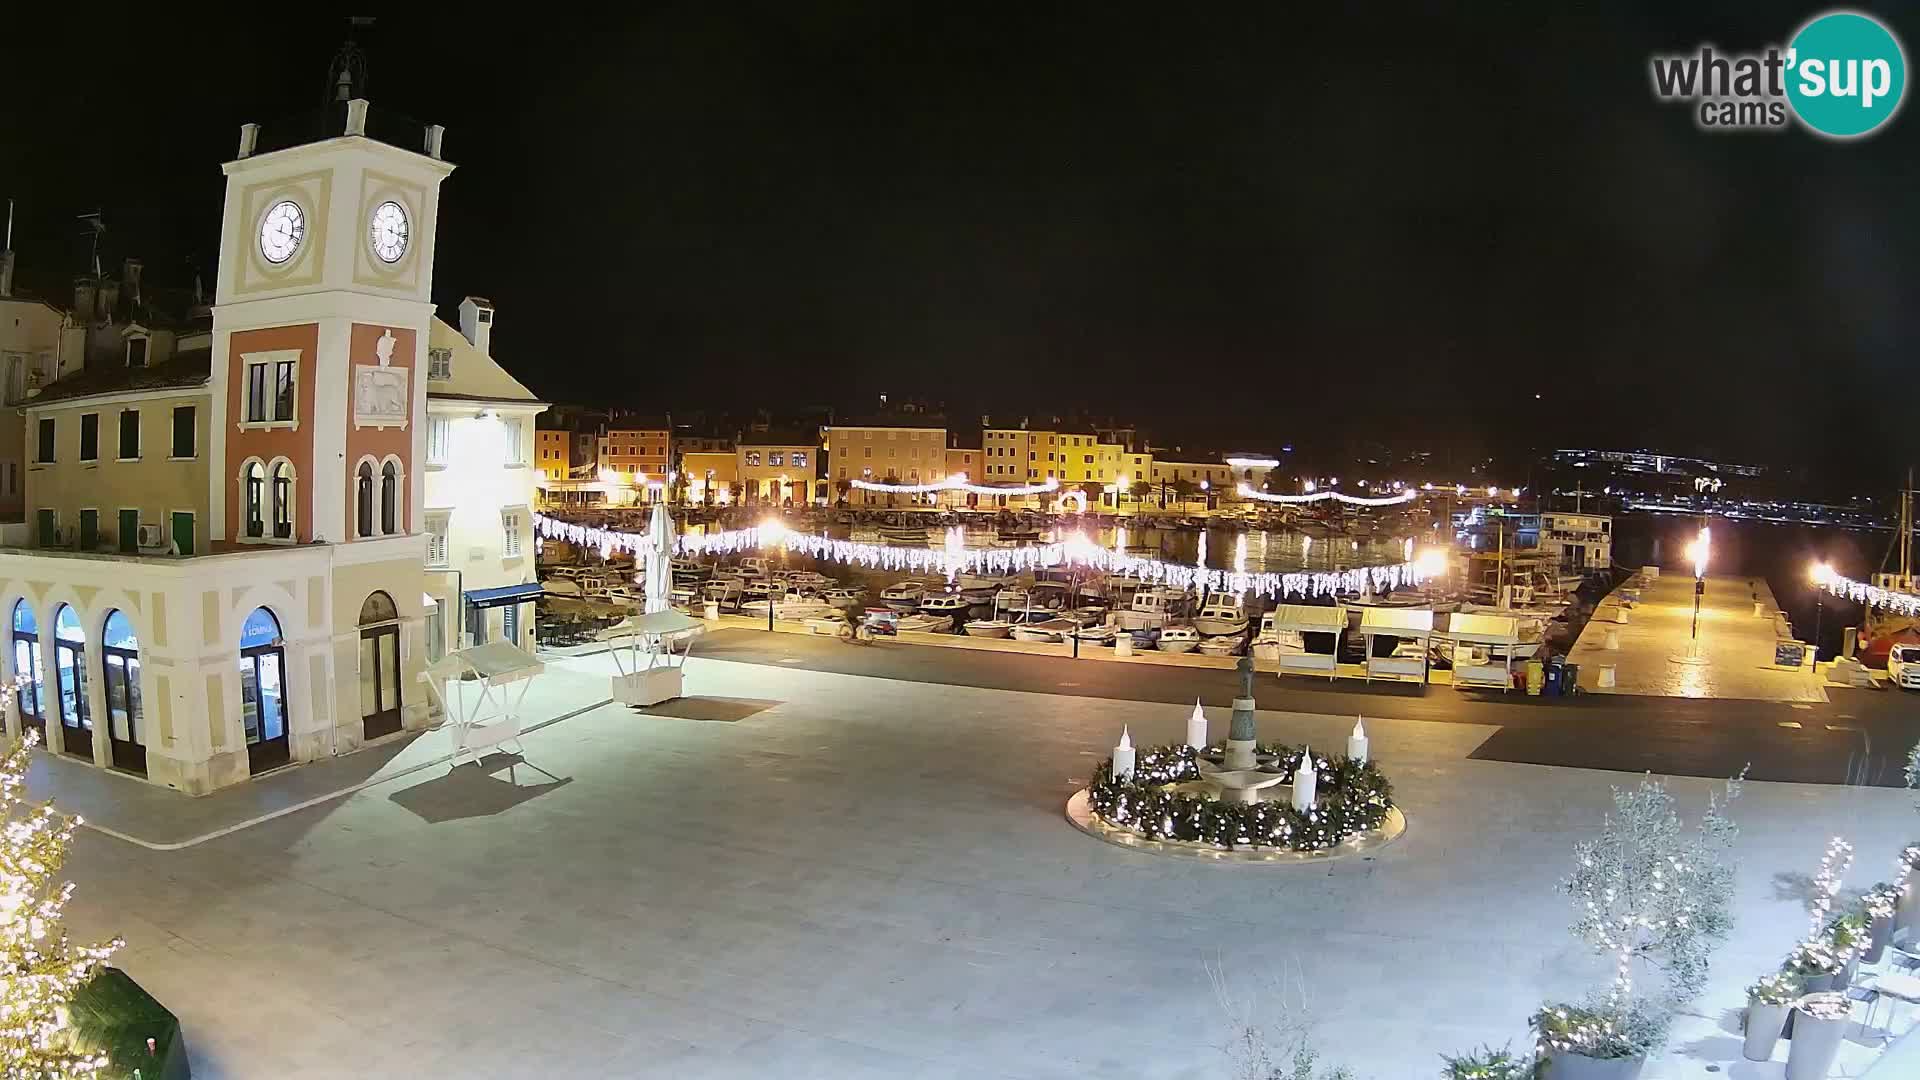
[0, 731, 122, 1077]
[1552, 772, 1743, 1053]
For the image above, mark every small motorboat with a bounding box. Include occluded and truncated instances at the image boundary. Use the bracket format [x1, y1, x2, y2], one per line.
[964, 619, 1014, 638]
[1196, 636, 1243, 657]
[920, 593, 972, 616]
[1158, 626, 1201, 654]
[823, 587, 866, 609]
[701, 579, 745, 608]
[896, 613, 954, 633]
[1011, 617, 1080, 643]
[1191, 599, 1250, 637]
[881, 526, 929, 545]
[740, 598, 838, 621]
[1072, 623, 1116, 644]
[881, 581, 926, 610]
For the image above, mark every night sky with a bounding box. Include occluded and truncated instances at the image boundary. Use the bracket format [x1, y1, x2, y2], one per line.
[4, 7, 1914, 484]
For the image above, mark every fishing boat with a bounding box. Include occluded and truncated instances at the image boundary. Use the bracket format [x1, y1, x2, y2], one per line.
[701, 578, 745, 608]
[1196, 636, 1242, 657]
[919, 593, 972, 617]
[1112, 588, 1182, 631]
[740, 597, 837, 621]
[879, 581, 927, 609]
[880, 526, 929, 545]
[964, 618, 1014, 638]
[823, 587, 866, 609]
[1011, 617, 1080, 643]
[1158, 625, 1201, 653]
[956, 574, 1012, 602]
[1072, 622, 1116, 644]
[1191, 599, 1250, 637]
[896, 613, 954, 633]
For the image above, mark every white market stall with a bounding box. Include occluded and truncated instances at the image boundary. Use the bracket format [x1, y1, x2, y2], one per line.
[1443, 612, 1521, 691]
[420, 641, 546, 767]
[1262, 604, 1348, 680]
[599, 609, 705, 706]
[1360, 606, 1434, 684]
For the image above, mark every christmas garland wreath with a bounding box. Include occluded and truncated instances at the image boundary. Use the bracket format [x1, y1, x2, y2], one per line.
[1087, 742, 1395, 851]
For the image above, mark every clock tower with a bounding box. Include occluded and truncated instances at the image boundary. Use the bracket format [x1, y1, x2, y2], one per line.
[209, 95, 455, 751]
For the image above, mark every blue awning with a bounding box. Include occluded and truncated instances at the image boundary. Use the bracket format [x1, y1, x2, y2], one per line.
[465, 582, 544, 608]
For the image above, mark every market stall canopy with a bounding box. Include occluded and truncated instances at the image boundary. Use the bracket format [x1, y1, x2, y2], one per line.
[423, 641, 546, 686]
[1443, 612, 1520, 645]
[597, 609, 706, 640]
[1359, 607, 1434, 635]
[1265, 604, 1348, 634]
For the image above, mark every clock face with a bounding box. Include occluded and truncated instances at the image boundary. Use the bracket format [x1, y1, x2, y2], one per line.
[368, 200, 410, 264]
[258, 200, 306, 265]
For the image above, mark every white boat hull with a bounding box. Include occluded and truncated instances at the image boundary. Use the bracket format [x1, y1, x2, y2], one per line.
[1191, 617, 1249, 637]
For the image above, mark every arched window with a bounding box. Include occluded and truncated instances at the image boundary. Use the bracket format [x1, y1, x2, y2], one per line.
[52, 604, 89, 760]
[244, 461, 266, 538]
[356, 461, 374, 538]
[100, 610, 144, 776]
[270, 461, 294, 540]
[11, 601, 42, 733]
[380, 461, 400, 535]
[238, 607, 290, 774]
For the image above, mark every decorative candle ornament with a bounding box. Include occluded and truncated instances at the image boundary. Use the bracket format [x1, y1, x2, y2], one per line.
[1348, 716, 1369, 764]
[1292, 745, 1317, 811]
[1186, 699, 1209, 750]
[1111, 726, 1136, 781]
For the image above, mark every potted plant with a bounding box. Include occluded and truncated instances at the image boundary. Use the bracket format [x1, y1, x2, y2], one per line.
[1825, 912, 1868, 987]
[1863, 884, 1901, 962]
[1785, 991, 1849, 1079]
[1441, 1044, 1535, 1079]
[1531, 1002, 1654, 1079]
[1896, 845, 1919, 937]
[1742, 973, 1797, 1061]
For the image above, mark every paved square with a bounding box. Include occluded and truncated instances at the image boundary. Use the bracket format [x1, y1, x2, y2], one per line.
[52, 652, 1920, 1077]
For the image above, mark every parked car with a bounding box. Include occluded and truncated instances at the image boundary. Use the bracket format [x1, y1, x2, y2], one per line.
[1890, 643, 1920, 690]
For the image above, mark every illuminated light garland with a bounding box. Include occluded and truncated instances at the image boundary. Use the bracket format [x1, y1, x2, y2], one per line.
[1815, 569, 1920, 616]
[1234, 484, 1417, 507]
[850, 474, 1062, 497]
[534, 514, 1429, 600]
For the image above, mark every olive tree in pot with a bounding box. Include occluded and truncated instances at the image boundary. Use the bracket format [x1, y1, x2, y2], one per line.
[1823, 911, 1868, 988]
[1777, 936, 1847, 1039]
[1785, 991, 1850, 1080]
[1536, 772, 1745, 1077]
[1741, 974, 1797, 1062]
[1863, 884, 1900, 962]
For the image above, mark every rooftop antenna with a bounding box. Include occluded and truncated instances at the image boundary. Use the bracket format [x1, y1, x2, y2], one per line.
[5, 198, 12, 250]
[76, 211, 104, 277]
[326, 17, 375, 103]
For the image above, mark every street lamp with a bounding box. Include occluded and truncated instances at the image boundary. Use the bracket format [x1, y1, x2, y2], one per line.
[1809, 560, 1833, 675]
[1685, 525, 1710, 644]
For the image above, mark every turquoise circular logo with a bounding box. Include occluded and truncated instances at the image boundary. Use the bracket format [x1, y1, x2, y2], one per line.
[1786, 11, 1907, 138]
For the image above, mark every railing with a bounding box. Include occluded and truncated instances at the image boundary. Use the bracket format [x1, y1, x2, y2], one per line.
[249, 102, 438, 159]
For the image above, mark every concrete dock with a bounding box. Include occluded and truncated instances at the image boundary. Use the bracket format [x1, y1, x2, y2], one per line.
[1567, 571, 1825, 703]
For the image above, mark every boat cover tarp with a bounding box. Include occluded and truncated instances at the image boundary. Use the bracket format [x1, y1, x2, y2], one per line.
[1359, 607, 1434, 635]
[1266, 605, 1348, 633]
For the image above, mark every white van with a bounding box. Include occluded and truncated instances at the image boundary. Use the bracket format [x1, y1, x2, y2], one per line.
[1889, 643, 1920, 690]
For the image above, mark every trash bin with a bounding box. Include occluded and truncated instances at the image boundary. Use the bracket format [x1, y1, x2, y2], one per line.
[1544, 661, 1563, 697]
[1525, 659, 1545, 696]
[1560, 662, 1579, 695]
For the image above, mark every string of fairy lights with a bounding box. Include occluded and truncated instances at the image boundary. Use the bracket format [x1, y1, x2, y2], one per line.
[851, 475, 1061, 496]
[1234, 484, 1417, 507]
[533, 513, 1429, 600]
[1813, 566, 1920, 616]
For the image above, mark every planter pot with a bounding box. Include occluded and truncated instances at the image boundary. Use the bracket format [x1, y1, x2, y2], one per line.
[1900, 883, 1919, 938]
[1540, 1051, 1646, 1080]
[1785, 1002, 1848, 1080]
[1867, 913, 1893, 963]
[1743, 1002, 1789, 1061]
[1839, 953, 1859, 989]
[1783, 972, 1836, 1037]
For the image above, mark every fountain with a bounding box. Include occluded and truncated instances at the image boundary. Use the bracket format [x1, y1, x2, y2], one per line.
[1195, 655, 1298, 804]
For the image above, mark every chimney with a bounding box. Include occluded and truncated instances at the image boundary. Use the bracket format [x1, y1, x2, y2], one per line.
[424, 124, 446, 160]
[237, 122, 259, 159]
[458, 296, 495, 356]
[98, 277, 120, 320]
[0, 250, 13, 297]
[73, 277, 97, 322]
[122, 258, 143, 307]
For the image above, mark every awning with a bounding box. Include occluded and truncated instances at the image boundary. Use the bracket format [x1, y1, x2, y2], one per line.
[466, 582, 544, 608]
[1359, 607, 1434, 635]
[1445, 612, 1520, 645]
[422, 641, 546, 686]
[1265, 604, 1348, 634]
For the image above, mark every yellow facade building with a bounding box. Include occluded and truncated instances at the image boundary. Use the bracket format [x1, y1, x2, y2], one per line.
[824, 423, 946, 505]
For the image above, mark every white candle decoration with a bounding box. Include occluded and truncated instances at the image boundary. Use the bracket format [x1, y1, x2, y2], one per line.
[1292, 745, 1317, 811]
[1347, 716, 1369, 764]
[1186, 699, 1208, 750]
[1112, 726, 1137, 781]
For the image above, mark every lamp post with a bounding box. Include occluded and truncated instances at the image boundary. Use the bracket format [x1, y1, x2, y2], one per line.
[1687, 525, 1710, 646]
[1810, 560, 1832, 676]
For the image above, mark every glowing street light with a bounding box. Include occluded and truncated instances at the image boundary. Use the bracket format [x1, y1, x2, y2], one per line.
[1810, 560, 1834, 675]
[1415, 547, 1449, 580]
[1686, 525, 1710, 645]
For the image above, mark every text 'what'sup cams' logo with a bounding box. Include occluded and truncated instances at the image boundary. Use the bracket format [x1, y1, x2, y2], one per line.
[1650, 9, 1906, 138]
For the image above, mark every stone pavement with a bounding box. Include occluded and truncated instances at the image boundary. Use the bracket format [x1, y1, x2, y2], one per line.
[48, 650, 1920, 1078]
[1569, 573, 1827, 703]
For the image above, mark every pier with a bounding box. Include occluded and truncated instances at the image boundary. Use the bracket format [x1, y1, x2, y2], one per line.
[1567, 570, 1825, 703]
